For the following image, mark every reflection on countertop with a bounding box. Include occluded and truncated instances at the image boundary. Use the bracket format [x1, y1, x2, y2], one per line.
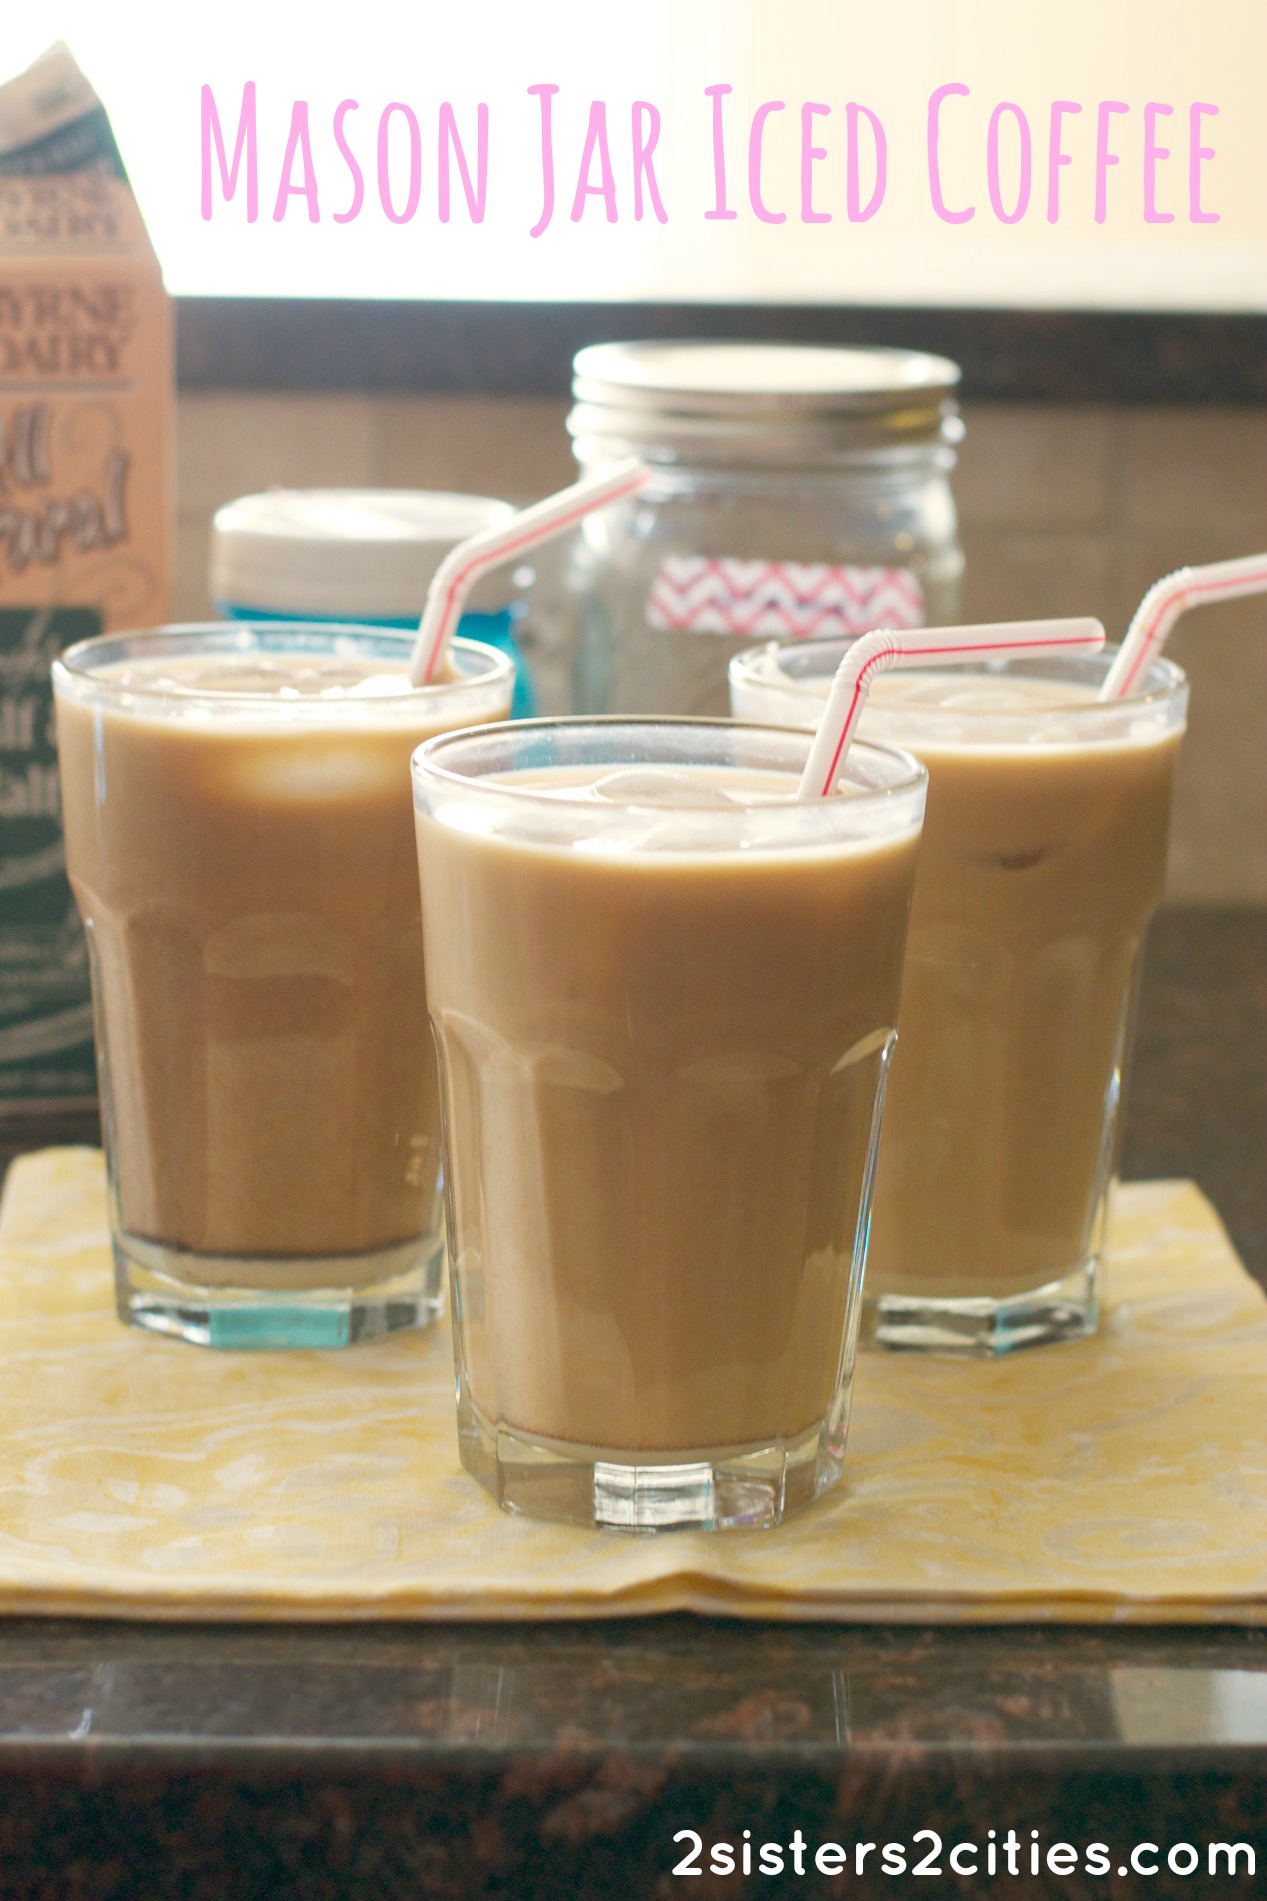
[1, 1620, 1266, 1758]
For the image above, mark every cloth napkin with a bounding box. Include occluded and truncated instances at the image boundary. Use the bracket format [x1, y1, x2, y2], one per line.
[0, 1149, 1263, 1622]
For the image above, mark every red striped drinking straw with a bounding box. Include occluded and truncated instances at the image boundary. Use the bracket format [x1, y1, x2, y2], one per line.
[797, 618, 1106, 803]
[409, 459, 650, 685]
[1099, 553, 1267, 701]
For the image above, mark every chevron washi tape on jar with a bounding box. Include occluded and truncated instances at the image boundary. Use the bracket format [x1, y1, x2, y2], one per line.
[645, 556, 926, 640]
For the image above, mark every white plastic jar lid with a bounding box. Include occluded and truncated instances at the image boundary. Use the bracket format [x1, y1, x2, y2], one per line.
[210, 489, 515, 620]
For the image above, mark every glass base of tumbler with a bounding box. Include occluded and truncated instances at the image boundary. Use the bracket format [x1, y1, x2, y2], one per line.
[113, 1230, 444, 1349]
[457, 1391, 848, 1530]
[863, 1257, 1098, 1357]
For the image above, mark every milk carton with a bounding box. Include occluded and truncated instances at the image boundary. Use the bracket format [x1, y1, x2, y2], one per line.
[0, 43, 172, 1106]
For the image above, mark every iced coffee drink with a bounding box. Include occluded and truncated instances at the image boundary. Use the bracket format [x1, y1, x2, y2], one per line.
[54, 625, 513, 1348]
[731, 644, 1189, 1352]
[412, 717, 926, 1527]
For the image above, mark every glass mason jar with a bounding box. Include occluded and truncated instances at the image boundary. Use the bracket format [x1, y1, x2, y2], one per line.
[556, 341, 963, 718]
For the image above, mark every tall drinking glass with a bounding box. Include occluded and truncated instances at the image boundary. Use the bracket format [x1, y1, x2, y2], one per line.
[412, 717, 926, 1528]
[54, 623, 513, 1348]
[731, 642, 1188, 1354]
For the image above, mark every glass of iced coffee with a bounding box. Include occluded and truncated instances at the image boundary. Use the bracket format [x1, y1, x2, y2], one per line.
[412, 716, 926, 1528]
[731, 641, 1189, 1354]
[53, 623, 514, 1349]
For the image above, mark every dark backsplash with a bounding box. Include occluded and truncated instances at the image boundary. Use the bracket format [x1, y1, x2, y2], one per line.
[175, 301, 1267, 404]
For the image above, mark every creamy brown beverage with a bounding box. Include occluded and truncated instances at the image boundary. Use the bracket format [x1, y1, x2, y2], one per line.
[730, 649, 1189, 1353]
[412, 718, 926, 1528]
[53, 626, 513, 1348]
[862, 672, 1181, 1303]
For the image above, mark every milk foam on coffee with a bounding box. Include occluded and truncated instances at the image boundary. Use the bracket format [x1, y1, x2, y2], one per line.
[57, 644, 506, 1287]
[416, 754, 922, 1453]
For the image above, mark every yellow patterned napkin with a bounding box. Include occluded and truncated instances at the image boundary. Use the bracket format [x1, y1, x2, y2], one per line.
[1, 1148, 1265, 1623]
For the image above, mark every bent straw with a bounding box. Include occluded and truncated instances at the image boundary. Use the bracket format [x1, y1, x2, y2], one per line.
[797, 618, 1106, 802]
[410, 459, 649, 684]
[1100, 553, 1267, 701]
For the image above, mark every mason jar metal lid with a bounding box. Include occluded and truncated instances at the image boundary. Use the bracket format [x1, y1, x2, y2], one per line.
[569, 341, 962, 467]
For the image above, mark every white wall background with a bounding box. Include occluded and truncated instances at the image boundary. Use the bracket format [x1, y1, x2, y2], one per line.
[6, 0, 1266, 308]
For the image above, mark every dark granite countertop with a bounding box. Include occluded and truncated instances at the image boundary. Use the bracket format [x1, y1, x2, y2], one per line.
[0, 904, 1262, 1898]
[0, 1620, 1264, 1898]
